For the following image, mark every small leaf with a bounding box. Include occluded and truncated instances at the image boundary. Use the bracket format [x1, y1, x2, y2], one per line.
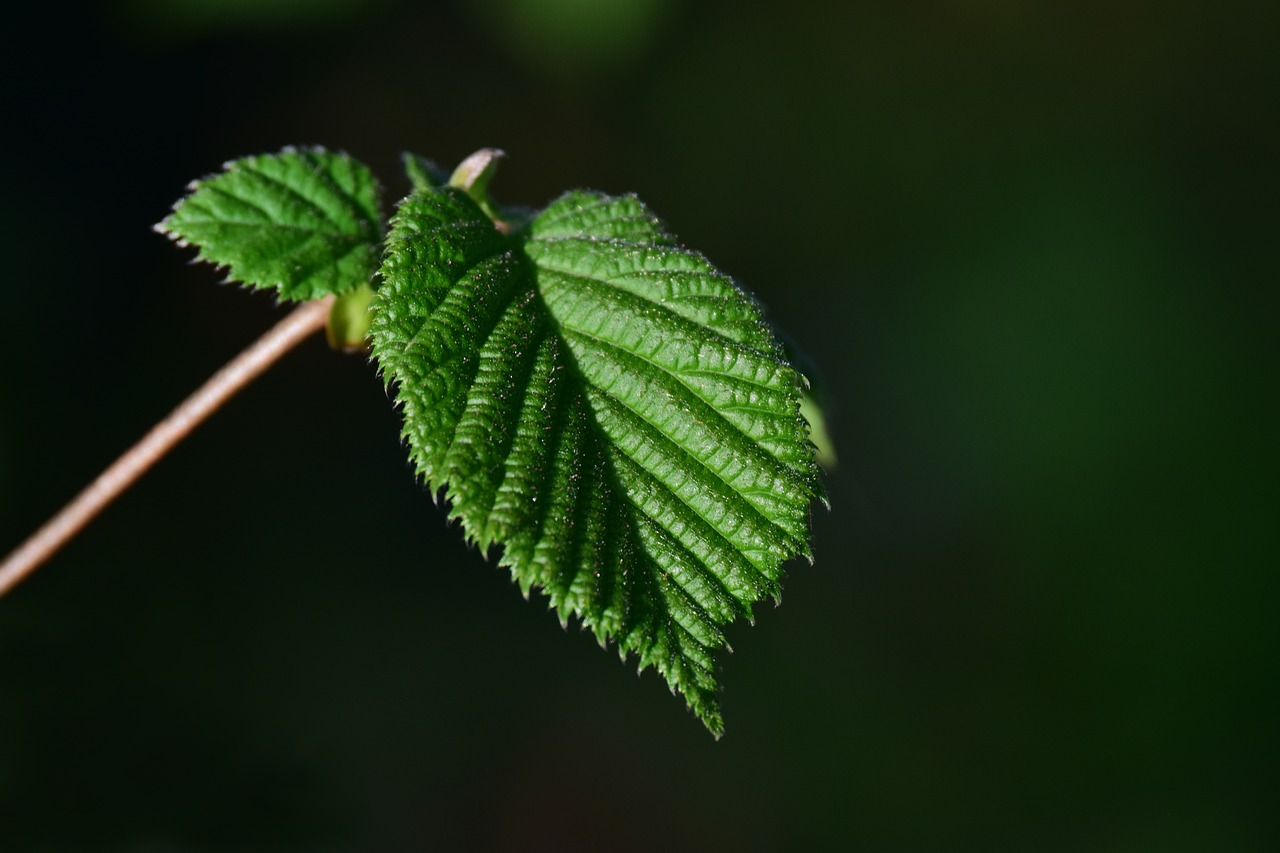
[158, 147, 383, 301]
[402, 152, 448, 192]
[371, 181, 822, 736]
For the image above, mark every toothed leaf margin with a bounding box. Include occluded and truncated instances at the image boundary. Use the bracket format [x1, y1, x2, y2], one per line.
[370, 184, 822, 736]
[158, 147, 383, 301]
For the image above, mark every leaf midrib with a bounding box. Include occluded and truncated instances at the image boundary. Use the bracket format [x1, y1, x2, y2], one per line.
[179, 212, 371, 243]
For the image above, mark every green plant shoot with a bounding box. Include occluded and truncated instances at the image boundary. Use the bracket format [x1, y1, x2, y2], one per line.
[156, 146, 827, 736]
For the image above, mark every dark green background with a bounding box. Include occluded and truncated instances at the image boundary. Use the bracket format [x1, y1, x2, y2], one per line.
[1, 1, 1274, 849]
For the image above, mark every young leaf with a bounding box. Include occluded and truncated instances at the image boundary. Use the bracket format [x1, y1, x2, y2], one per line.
[371, 183, 823, 736]
[158, 147, 383, 301]
[402, 152, 448, 192]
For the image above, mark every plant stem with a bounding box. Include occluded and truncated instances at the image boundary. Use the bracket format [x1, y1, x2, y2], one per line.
[0, 296, 337, 599]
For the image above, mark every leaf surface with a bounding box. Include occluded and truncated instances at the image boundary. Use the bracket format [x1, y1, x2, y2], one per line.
[158, 148, 382, 301]
[371, 185, 821, 735]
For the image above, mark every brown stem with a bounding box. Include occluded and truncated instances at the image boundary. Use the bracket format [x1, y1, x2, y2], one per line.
[0, 296, 337, 599]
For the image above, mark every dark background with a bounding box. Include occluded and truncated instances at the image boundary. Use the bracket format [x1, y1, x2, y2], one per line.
[1, 1, 1274, 849]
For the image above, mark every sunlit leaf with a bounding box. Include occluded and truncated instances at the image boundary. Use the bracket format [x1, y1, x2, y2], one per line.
[371, 184, 822, 735]
[158, 147, 382, 301]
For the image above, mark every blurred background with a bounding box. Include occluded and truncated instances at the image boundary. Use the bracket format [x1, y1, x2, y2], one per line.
[0, 0, 1275, 849]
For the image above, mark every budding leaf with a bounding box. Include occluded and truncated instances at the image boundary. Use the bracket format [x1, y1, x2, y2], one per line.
[371, 185, 823, 735]
[158, 147, 382, 301]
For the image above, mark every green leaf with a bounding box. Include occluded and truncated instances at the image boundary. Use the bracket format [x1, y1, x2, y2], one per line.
[371, 183, 822, 736]
[158, 147, 383, 301]
[402, 152, 448, 192]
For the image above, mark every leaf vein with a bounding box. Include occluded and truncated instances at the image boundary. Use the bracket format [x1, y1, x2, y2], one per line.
[239, 158, 366, 234]
[581, 359, 802, 558]
[559, 323, 804, 506]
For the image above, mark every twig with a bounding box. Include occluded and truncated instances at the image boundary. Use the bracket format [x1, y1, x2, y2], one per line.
[0, 296, 336, 599]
